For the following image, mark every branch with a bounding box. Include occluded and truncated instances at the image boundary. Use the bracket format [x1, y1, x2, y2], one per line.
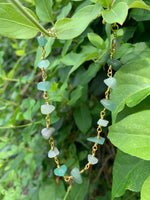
[7, 0, 50, 37]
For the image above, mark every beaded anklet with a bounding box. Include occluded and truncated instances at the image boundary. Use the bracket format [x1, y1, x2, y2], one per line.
[36, 24, 119, 184]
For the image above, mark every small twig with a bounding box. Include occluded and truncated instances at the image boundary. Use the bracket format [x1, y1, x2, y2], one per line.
[87, 165, 93, 200]
[7, 0, 50, 37]
[94, 50, 109, 63]
[0, 137, 39, 152]
[93, 154, 113, 183]
[126, 193, 136, 200]
[0, 120, 41, 130]
[0, 98, 18, 106]
[2, 77, 32, 83]
[63, 184, 72, 200]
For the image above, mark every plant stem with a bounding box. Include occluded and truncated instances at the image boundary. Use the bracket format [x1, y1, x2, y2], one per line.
[0, 137, 39, 152]
[7, 0, 50, 37]
[0, 98, 18, 105]
[63, 185, 72, 200]
[0, 121, 41, 130]
[94, 49, 109, 63]
[2, 77, 32, 83]
[13, 48, 36, 71]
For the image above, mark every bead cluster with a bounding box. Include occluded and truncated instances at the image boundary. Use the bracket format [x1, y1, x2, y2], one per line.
[36, 24, 119, 184]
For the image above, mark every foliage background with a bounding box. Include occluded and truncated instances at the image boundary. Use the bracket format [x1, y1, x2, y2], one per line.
[0, 0, 150, 199]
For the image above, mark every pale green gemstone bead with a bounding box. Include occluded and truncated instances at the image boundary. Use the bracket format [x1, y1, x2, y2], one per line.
[112, 38, 120, 50]
[97, 119, 109, 127]
[41, 127, 55, 140]
[104, 77, 117, 90]
[37, 36, 47, 47]
[88, 154, 98, 165]
[100, 99, 116, 112]
[41, 105, 55, 115]
[37, 81, 51, 91]
[87, 136, 105, 145]
[107, 58, 121, 71]
[71, 167, 83, 184]
[54, 165, 67, 176]
[38, 60, 50, 69]
[48, 147, 59, 158]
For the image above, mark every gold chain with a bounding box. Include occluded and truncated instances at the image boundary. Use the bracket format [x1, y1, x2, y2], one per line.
[39, 33, 60, 169]
[39, 23, 118, 183]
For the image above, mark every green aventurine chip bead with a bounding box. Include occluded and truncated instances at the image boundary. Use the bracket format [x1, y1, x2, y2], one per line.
[37, 36, 47, 47]
[112, 38, 120, 50]
[97, 119, 109, 127]
[54, 165, 67, 176]
[48, 147, 59, 158]
[88, 154, 98, 165]
[41, 127, 55, 140]
[41, 105, 55, 115]
[107, 58, 121, 71]
[104, 77, 117, 90]
[87, 136, 105, 145]
[71, 167, 83, 184]
[100, 99, 116, 112]
[38, 60, 50, 69]
[37, 81, 51, 91]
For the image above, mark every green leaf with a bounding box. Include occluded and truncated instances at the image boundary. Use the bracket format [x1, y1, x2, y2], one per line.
[130, 8, 150, 21]
[23, 98, 35, 121]
[61, 40, 72, 56]
[112, 150, 150, 199]
[110, 58, 150, 121]
[68, 85, 83, 106]
[0, 3, 39, 38]
[68, 178, 89, 200]
[113, 0, 150, 11]
[74, 104, 92, 133]
[129, 1, 150, 10]
[80, 62, 102, 85]
[102, 2, 128, 25]
[108, 110, 150, 160]
[35, 0, 54, 23]
[61, 45, 99, 78]
[88, 32, 106, 49]
[57, 2, 72, 20]
[39, 180, 66, 200]
[119, 42, 149, 64]
[98, 0, 113, 8]
[141, 176, 150, 200]
[55, 4, 102, 39]
[10, 152, 26, 170]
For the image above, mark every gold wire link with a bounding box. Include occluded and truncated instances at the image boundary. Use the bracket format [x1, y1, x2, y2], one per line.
[111, 23, 119, 38]
[46, 114, 51, 129]
[97, 125, 102, 133]
[84, 163, 91, 170]
[63, 175, 72, 182]
[43, 91, 49, 104]
[92, 143, 98, 157]
[100, 108, 106, 119]
[41, 46, 46, 60]
[110, 46, 115, 58]
[107, 65, 112, 78]
[105, 87, 111, 99]
[54, 156, 60, 168]
[49, 136, 54, 151]
[41, 70, 47, 81]
[80, 163, 91, 174]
